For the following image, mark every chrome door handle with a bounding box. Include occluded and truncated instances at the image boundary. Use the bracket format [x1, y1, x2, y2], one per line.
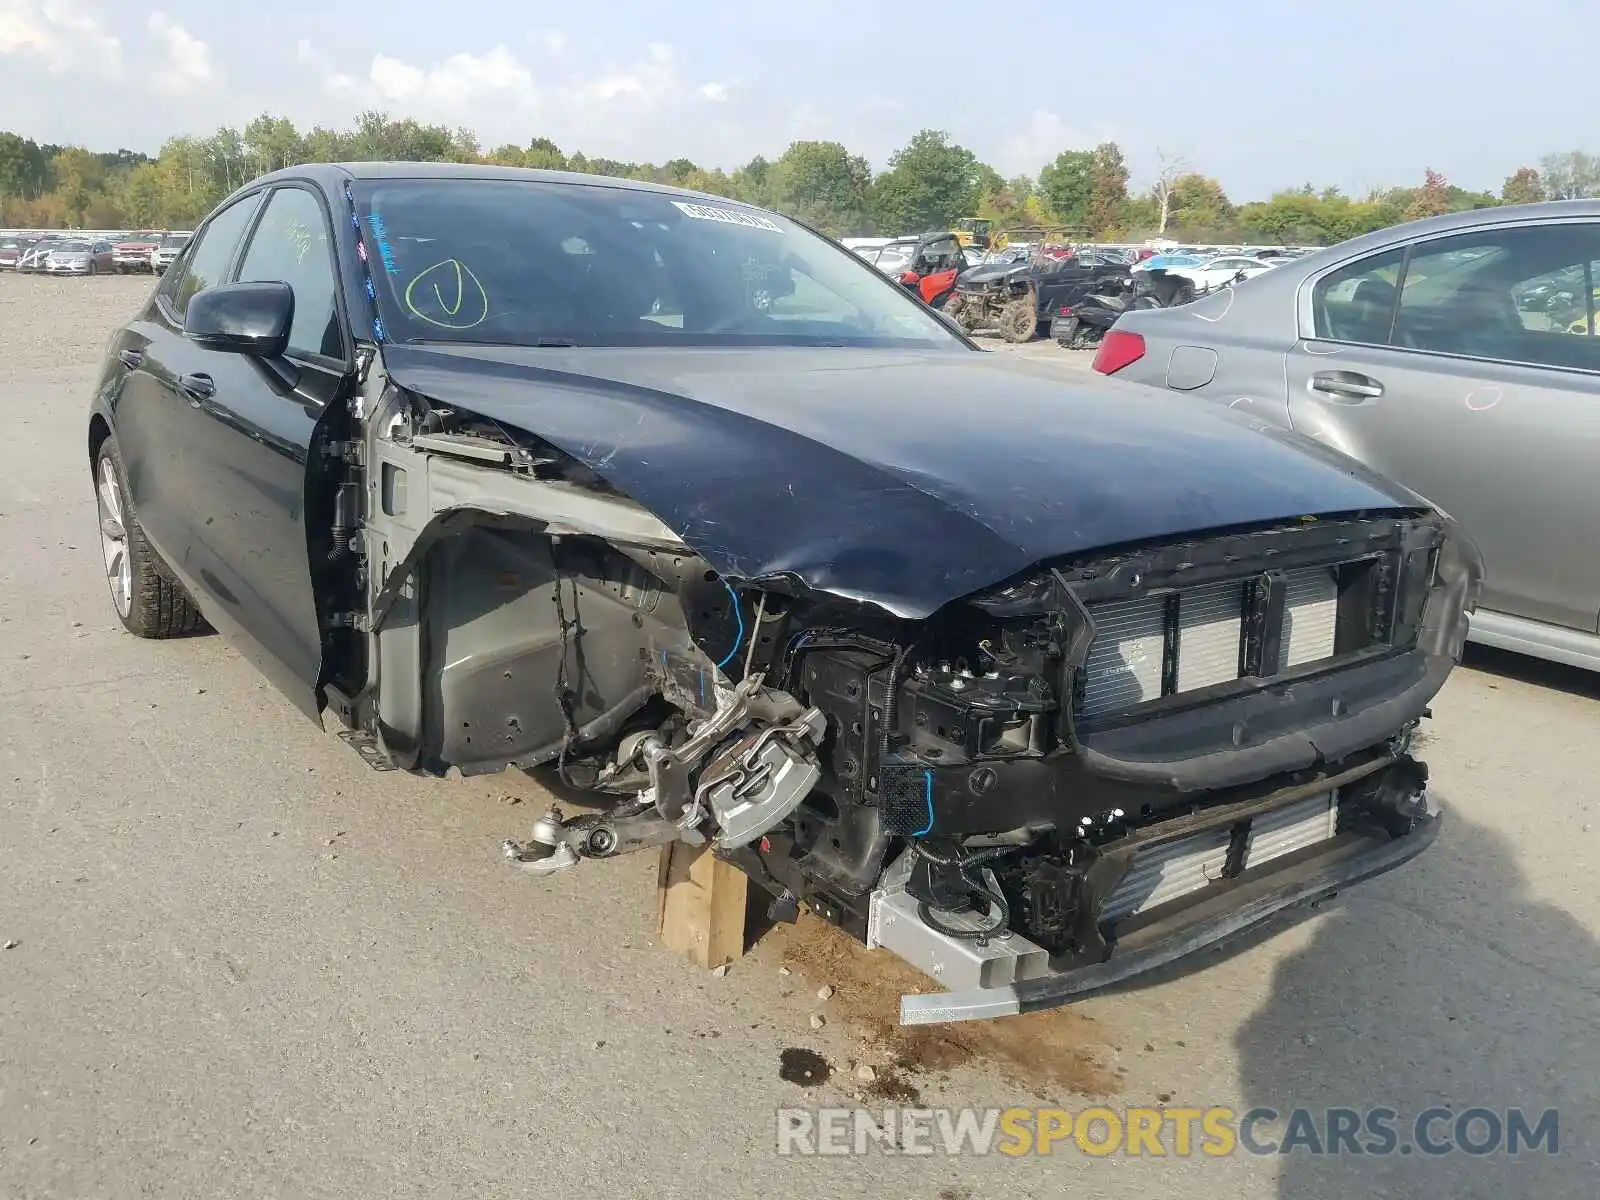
[1310, 370, 1384, 402]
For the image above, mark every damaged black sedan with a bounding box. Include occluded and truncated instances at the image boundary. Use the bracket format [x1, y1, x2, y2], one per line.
[86, 164, 1481, 1023]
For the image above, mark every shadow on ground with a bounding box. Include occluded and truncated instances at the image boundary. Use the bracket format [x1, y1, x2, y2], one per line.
[1461, 642, 1600, 701]
[1235, 808, 1597, 1198]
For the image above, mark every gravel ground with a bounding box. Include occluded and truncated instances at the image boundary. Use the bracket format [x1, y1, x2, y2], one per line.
[1, 272, 1595, 1199]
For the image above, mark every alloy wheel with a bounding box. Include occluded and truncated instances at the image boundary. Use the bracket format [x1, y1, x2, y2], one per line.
[96, 457, 132, 618]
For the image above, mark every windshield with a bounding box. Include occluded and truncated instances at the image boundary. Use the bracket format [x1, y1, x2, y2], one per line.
[53, 241, 90, 252]
[160, 235, 188, 249]
[350, 178, 961, 349]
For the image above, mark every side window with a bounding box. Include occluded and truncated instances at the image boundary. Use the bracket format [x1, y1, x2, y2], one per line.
[1393, 224, 1600, 370]
[164, 195, 260, 321]
[235, 187, 345, 360]
[924, 237, 959, 268]
[1312, 246, 1404, 344]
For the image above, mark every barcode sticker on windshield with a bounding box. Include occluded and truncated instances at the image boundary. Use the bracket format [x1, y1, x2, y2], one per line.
[672, 201, 783, 233]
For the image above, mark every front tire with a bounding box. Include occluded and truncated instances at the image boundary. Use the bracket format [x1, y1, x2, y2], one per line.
[999, 299, 1038, 343]
[94, 436, 207, 638]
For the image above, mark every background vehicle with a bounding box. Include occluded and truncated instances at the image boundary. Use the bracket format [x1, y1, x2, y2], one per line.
[1099, 199, 1600, 671]
[954, 217, 992, 249]
[0, 237, 20, 269]
[950, 233, 1131, 341]
[85, 162, 1472, 1024]
[17, 235, 63, 272]
[1161, 254, 1277, 291]
[113, 231, 164, 273]
[151, 231, 190, 273]
[43, 238, 113, 275]
[1132, 252, 1208, 274]
[883, 230, 966, 306]
[1051, 276, 1171, 348]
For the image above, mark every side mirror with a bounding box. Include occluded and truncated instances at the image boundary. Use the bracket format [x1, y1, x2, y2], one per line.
[186, 281, 294, 356]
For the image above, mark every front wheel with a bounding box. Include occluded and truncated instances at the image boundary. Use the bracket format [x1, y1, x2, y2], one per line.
[946, 293, 979, 331]
[94, 436, 208, 638]
[999, 299, 1038, 343]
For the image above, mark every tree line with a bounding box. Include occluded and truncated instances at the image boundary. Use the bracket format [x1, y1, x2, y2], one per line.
[3, 113, 1597, 246]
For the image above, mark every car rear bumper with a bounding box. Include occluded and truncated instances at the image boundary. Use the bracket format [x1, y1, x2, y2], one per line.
[871, 770, 1441, 1024]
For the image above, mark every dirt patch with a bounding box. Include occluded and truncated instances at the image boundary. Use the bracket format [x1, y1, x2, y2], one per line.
[778, 1047, 832, 1087]
[758, 913, 1120, 1101]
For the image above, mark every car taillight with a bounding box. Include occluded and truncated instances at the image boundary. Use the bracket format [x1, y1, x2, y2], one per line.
[1058, 305, 1074, 315]
[1091, 330, 1146, 374]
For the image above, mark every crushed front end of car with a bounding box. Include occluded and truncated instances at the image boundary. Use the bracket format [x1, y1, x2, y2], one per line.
[857, 512, 1477, 1021]
[327, 358, 1479, 1023]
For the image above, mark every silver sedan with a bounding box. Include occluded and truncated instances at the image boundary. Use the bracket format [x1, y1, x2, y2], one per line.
[1096, 200, 1600, 672]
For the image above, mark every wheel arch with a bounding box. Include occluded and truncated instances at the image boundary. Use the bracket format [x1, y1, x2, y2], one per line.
[88, 411, 112, 475]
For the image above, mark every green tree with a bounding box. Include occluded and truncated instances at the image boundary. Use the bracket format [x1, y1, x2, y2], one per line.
[1085, 142, 1128, 236]
[0, 132, 50, 200]
[120, 161, 165, 226]
[770, 140, 873, 233]
[49, 147, 107, 226]
[241, 115, 304, 177]
[869, 129, 981, 234]
[1501, 167, 1544, 205]
[1037, 149, 1093, 228]
[1538, 151, 1600, 199]
[1166, 173, 1235, 239]
[729, 155, 774, 206]
[524, 137, 567, 170]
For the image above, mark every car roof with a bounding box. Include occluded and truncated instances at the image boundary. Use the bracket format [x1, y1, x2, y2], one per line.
[1307, 199, 1600, 260]
[247, 160, 744, 206]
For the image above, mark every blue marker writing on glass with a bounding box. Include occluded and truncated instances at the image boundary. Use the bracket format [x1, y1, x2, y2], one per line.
[365, 212, 400, 274]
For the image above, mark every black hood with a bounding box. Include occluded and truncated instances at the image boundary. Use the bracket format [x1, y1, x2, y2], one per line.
[379, 345, 1420, 617]
[957, 262, 1025, 285]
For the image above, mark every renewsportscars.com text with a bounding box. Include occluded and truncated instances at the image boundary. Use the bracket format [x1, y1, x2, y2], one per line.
[775, 1105, 1560, 1158]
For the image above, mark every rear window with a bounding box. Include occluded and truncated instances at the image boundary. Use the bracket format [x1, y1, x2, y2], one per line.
[349, 178, 960, 349]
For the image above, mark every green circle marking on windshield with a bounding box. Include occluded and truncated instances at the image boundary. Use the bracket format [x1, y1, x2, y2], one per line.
[404, 259, 490, 329]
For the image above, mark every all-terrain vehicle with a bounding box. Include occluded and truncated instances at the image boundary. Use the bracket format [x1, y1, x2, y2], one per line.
[947, 228, 1130, 342]
[867, 230, 967, 308]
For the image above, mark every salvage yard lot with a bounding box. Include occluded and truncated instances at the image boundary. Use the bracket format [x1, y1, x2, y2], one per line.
[1, 273, 1595, 1199]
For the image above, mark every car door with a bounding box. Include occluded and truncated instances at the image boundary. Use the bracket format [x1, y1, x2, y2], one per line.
[175, 183, 356, 719]
[908, 236, 959, 303]
[113, 192, 264, 594]
[1286, 219, 1600, 634]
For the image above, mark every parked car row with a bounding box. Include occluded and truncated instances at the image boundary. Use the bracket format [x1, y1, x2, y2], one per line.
[0, 229, 191, 275]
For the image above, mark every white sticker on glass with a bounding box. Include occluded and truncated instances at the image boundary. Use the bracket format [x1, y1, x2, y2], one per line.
[671, 201, 783, 233]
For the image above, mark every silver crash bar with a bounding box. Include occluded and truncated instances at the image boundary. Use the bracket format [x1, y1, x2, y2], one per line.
[869, 795, 1443, 1025]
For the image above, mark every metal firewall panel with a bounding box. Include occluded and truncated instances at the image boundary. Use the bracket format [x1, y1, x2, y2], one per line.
[1176, 581, 1246, 692]
[1279, 566, 1339, 669]
[1081, 596, 1165, 718]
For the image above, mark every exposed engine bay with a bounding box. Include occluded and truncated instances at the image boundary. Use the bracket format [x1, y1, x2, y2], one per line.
[321, 366, 1479, 1023]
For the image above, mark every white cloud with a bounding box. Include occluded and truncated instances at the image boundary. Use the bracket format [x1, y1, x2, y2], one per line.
[0, 0, 122, 75]
[322, 39, 731, 155]
[996, 109, 1102, 176]
[147, 11, 216, 95]
[348, 45, 534, 108]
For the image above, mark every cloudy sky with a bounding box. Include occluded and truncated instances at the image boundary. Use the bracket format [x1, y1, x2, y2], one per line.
[2, 0, 1595, 198]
